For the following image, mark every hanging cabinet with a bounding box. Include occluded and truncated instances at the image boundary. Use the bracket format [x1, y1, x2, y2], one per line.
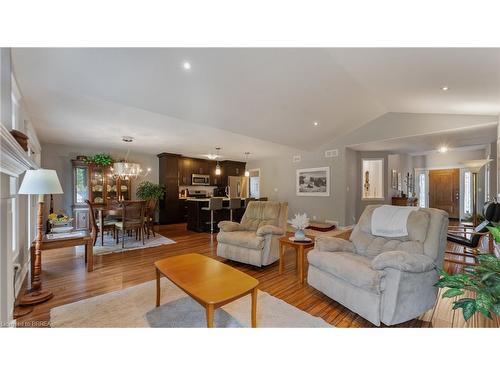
[71, 159, 132, 229]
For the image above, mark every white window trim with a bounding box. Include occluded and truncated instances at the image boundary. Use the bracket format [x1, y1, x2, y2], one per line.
[249, 168, 261, 199]
[361, 158, 385, 201]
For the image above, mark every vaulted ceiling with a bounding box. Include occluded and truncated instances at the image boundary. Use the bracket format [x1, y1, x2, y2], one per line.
[12, 48, 500, 159]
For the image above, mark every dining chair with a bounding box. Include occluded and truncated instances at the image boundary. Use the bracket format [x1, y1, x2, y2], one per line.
[115, 200, 146, 248]
[85, 199, 118, 246]
[144, 198, 157, 238]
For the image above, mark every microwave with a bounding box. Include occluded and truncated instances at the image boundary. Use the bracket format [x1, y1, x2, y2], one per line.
[192, 174, 210, 186]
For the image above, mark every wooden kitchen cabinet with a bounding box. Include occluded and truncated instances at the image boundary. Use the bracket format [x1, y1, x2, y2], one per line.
[158, 153, 181, 224]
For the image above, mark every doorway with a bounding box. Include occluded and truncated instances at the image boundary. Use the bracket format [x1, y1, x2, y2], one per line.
[249, 169, 260, 199]
[429, 169, 460, 218]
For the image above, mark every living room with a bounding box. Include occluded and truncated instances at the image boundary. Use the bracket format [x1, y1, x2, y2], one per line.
[1, 2, 499, 375]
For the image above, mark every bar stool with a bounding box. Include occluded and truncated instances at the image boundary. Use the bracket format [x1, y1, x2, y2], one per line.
[226, 198, 242, 222]
[201, 197, 224, 233]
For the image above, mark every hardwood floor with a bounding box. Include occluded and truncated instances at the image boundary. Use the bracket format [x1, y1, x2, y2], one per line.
[15, 224, 499, 328]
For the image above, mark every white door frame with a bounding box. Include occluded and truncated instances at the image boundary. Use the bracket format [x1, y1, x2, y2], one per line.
[248, 168, 260, 199]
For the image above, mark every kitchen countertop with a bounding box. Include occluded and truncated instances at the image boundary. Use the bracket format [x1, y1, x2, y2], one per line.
[185, 197, 247, 202]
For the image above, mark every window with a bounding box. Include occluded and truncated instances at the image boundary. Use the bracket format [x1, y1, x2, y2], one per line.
[484, 163, 490, 201]
[418, 173, 426, 208]
[249, 169, 260, 198]
[464, 171, 472, 215]
[361, 159, 384, 199]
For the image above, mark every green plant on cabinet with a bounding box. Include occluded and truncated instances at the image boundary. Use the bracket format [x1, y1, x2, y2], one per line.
[85, 153, 114, 166]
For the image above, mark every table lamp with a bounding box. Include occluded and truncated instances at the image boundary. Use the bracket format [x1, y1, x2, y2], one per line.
[461, 159, 492, 226]
[17, 169, 63, 305]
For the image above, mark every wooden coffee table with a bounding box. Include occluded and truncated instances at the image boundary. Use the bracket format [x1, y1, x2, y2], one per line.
[154, 253, 259, 328]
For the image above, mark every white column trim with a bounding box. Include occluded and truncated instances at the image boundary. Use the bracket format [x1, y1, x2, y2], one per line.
[1, 121, 38, 323]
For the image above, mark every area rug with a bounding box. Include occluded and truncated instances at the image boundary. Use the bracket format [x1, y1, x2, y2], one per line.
[50, 278, 331, 328]
[85, 233, 176, 255]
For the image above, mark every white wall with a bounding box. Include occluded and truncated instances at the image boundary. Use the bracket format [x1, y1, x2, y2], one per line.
[419, 148, 487, 169]
[41, 142, 159, 216]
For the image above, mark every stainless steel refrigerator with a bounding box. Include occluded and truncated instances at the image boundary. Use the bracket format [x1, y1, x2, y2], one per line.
[225, 176, 249, 198]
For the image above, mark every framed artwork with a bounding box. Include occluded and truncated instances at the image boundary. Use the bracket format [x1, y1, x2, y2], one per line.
[391, 169, 398, 189]
[296, 167, 330, 196]
[397, 172, 402, 191]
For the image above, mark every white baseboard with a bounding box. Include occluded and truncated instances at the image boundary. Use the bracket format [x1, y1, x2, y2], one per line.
[14, 259, 29, 298]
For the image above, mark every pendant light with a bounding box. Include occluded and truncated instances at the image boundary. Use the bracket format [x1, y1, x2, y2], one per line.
[215, 147, 221, 175]
[244, 152, 250, 177]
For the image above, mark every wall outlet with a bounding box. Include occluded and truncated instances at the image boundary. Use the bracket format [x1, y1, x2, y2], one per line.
[325, 149, 338, 158]
[292, 155, 301, 163]
[273, 188, 279, 192]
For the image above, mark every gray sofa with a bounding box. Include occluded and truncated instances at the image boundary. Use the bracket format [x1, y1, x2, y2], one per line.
[307, 205, 448, 326]
[217, 201, 288, 267]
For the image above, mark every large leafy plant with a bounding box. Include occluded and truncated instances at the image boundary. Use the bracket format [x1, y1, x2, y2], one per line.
[136, 181, 166, 201]
[85, 153, 114, 166]
[487, 225, 500, 243]
[435, 254, 500, 321]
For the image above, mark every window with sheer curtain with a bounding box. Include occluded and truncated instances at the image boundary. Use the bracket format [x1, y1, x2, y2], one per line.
[418, 173, 426, 208]
[464, 171, 472, 215]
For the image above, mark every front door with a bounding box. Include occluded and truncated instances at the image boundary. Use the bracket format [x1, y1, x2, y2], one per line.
[429, 169, 460, 218]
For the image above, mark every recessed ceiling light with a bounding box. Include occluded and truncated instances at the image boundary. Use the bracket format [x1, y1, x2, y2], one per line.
[438, 146, 448, 153]
[121, 136, 134, 143]
[441, 86, 449, 91]
[183, 61, 191, 71]
[313, 121, 319, 126]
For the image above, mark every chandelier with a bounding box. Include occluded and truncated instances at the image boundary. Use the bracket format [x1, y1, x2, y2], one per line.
[110, 136, 151, 180]
[214, 147, 222, 175]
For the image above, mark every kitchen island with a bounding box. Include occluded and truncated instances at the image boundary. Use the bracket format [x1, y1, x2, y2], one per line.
[186, 197, 247, 232]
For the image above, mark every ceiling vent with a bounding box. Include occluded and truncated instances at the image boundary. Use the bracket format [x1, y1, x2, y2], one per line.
[325, 149, 338, 158]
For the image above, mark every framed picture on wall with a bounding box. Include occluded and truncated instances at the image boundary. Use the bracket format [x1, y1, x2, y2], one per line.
[296, 167, 330, 196]
[391, 169, 398, 189]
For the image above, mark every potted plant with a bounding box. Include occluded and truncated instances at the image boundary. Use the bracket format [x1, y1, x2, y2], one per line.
[487, 225, 500, 256]
[288, 213, 310, 240]
[136, 181, 166, 202]
[435, 253, 500, 321]
[85, 153, 114, 166]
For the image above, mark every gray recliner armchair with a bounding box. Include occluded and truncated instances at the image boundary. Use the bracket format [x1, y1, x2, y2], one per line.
[307, 205, 449, 326]
[217, 201, 288, 267]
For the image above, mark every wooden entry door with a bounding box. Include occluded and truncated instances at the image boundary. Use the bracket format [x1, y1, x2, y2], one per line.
[429, 169, 460, 218]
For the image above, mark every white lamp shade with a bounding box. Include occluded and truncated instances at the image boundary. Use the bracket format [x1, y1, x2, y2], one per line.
[461, 159, 492, 173]
[18, 169, 64, 195]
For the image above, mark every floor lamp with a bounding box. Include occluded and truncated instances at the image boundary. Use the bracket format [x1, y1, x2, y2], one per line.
[17, 169, 63, 305]
[461, 159, 492, 226]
